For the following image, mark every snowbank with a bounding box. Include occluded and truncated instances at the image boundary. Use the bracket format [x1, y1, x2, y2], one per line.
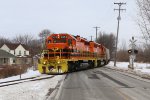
[108, 61, 150, 75]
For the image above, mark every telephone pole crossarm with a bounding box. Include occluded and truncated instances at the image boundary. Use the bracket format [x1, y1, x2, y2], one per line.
[114, 9, 126, 11]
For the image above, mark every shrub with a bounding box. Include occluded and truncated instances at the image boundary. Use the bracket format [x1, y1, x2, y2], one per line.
[0, 65, 31, 79]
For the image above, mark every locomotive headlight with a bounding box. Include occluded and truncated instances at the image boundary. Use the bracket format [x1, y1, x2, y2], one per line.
[43, 61, 47, 65]
[57, 61, 60, 64]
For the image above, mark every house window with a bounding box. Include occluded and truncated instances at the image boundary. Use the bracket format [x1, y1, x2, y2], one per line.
[13, 59, 15, 63]
[4, 58, 6, 63]
[24, 51, 26, 55]
[19, 50, 21, 55]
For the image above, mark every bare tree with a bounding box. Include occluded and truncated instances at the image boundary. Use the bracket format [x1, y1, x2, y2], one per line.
[117, 40, 128, 62]
[96, 32, 116, 59]
[136, 0, 150, 43]
[39, 29, 51, 38]
[28, 39, 42, 56]
[13, 34, 33, 45]
[136, 0, 150, 62]
[0, 37, 11, 46]
[120, 40, 127, 50]
[12, 34, 42, 56]
[39, 29, 51, 49]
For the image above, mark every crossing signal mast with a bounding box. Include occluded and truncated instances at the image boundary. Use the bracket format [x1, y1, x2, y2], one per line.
[128, 36, 138, 69]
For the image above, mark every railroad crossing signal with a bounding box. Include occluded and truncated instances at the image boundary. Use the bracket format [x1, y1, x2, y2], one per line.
[128, 36, 138, 69]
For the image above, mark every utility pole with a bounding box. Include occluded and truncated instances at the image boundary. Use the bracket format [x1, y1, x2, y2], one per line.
[90, 36, 93, 41]
[114, 2, 126, 66]
[93, 26, 100, 41]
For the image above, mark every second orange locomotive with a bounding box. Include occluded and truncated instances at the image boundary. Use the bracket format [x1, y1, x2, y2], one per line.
[38, 33, 110, 74]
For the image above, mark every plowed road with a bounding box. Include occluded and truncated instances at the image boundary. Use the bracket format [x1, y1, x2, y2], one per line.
[51, 66, 150, 100]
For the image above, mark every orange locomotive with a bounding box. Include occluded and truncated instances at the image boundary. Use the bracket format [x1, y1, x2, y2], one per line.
[38, 33, 110, 74]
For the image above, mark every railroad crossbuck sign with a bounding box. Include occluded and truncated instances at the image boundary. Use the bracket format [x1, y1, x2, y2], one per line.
[128, 36, 138, 55]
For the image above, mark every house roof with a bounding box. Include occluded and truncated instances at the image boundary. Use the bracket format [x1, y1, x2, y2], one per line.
[2, 43, 29, 50]
[20, 44, 29, 50]
[0, 49, 15, 58]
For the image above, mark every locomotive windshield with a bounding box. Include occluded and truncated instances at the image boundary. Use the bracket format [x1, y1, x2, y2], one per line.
[52, 35, 67, 43]
[53, 39, 66, 43]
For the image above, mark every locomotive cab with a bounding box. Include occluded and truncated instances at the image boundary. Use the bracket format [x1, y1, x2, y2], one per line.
[38, 34, 77, 74]
[46, 34, 75, 48]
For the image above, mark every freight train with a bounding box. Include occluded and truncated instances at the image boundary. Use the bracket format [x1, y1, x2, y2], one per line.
[38, 33, 110, 74]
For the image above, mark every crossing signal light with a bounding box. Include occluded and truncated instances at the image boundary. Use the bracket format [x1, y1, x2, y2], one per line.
[128, 50, 132, 54]
[134, 49, 138, 54]
[128, 49, 138, 54]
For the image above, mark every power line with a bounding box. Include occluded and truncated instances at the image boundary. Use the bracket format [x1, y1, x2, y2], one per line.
[114, 2, 126, 67]
[93, 26, 100, 41]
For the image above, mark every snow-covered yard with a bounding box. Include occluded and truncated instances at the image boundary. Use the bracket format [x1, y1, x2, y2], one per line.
[0, 69, 41, 83]
[0, 70, 64, 100]
[0, 75, 63, 100]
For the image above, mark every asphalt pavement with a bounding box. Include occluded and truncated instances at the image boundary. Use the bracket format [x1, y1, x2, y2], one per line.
[51, 66, 150, 100]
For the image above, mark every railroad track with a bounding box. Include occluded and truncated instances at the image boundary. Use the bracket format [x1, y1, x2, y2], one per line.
[0, 75, 55, 87]
[0, 65, 107, 88]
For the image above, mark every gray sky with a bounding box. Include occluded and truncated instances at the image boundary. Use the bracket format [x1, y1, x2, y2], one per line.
[0, 0, 139, 43]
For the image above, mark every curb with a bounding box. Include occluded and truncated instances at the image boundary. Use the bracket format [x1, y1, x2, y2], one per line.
[106, 66, 150, 83]
[47, 75, 66, 100]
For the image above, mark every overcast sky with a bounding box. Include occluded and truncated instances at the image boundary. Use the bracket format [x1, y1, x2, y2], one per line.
[0, 0, 139, 43]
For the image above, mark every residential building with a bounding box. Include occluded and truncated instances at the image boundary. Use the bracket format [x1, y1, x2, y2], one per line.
[0, 49, 16, 65]
[1, 43, 29, 57]
[1, 43, 32, 65]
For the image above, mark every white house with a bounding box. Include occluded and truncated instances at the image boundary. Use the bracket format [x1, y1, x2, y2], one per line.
[1, 43, 29, 57]
[1, 43, 32, 65]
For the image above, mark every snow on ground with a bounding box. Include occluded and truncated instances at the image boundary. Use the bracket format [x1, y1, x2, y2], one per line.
[0, 74, 64, 100]
[0, 68, 64, 100]
[108, 61, 150, 74]
[0, 70, 63, 100]
[0, 69, 41, 83]
[1, 62, 150, 100]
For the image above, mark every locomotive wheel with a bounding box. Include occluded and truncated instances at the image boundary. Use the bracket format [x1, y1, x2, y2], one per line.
[68, 62, 72, 72]
[94, 60, 98, 67]
[103, 60, 106, 65]
[68, 62, 75, 72]
[97, 60, 101, 67]
[74, 61, 80, 70]
[42, 67, 46, 74]
[88, 60, 94, 69]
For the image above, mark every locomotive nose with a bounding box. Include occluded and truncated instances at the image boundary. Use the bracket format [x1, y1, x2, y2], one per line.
[48, 65, 63, 73]
[47, 60, 63, 73]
